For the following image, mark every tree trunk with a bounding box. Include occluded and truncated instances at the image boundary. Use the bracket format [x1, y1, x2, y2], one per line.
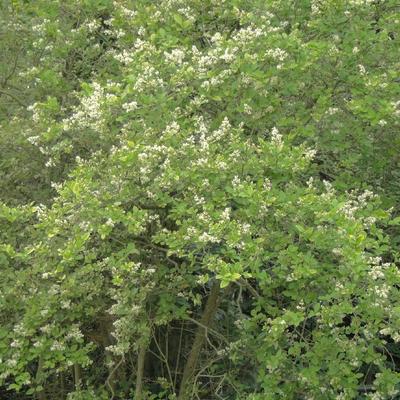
[73, 364, 82, 390]
[178, 281, 221, 400]
[134, 342, 147, 400]
[35, 356, 46, 400]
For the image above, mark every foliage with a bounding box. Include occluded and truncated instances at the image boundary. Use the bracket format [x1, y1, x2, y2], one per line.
[1, 0, 400, 399]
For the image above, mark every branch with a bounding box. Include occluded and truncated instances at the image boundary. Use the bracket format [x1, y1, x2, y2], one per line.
[0, 89, 27, 107]
[185, 317, 229, 344]
[106, 357, 124, 400]
[238, 278, 261, 299]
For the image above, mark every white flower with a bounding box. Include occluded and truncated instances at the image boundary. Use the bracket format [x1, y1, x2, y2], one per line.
[40, 324, 52, 333]
[50, 341, 65, 351]
[164, 48, 185, 65]
[10, 340, 21, 348]
[27, 135, 40, 145]
[232, 176, 241, 188]
[194, 195, 205, 205]
[61, 300, 71, 309]
[263, 178, 272, 191]
[221, 207, 231, 220]
[66, 325, 84, 341]
[114, 49, 133, 65]
[211, 32, 223, 43]
[220, 48, 237, 62]
[199, 232, 220, 243]
[184, 227, 197, 240]
[243, 103, 252, 115]
[332, 248, 342, 256]
[270, 127, 283, 148]
[40, 309, 49, 317]
[105, 218, 115, 227]
[6, 359, 17, 367]
[122, 101, 138, 112]
[240, 223, 251, 234]
[266, 48, 288, 62]
[45, 158, 55, 168]
[304, 148, 317, 160]
[119, 6, 137, 18]
[358, 64, 366, 75]
[326, 107, 339, 115]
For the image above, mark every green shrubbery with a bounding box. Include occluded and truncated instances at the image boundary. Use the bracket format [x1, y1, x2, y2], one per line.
[1, 1, 400, 399]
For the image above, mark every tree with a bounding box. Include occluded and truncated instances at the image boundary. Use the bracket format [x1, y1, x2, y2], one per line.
[1, 0, 399, 399]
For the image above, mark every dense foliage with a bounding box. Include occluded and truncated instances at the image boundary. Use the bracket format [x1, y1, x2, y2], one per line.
[1, 1, 400, 399]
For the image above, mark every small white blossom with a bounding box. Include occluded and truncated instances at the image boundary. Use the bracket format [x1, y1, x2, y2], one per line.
[164, 48, 186, 65]
[122, 101, 138, 112]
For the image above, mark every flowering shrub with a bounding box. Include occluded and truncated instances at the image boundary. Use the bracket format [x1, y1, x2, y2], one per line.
[1, 0, 400, 399]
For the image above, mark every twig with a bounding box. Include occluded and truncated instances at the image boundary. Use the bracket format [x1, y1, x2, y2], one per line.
[152, 328, 174, 389]
[106, 357, 124, 400]
[174, 322, 185, 389]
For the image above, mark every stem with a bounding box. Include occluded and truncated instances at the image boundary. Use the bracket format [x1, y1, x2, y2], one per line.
[105, 349, 116, 397]
[60, 372, 65, 399]
[134, 342, 147, 400]
[173, 323, 184, 390]
[106, 357, 124, 400]
[153, 329, 174, 388]
[178, 281, 221, 400]
[73, 364, 82, 390]
[35, 356, 46, 400]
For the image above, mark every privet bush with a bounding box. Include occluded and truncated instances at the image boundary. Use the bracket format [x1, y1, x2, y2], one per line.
[1, 0, 400, 399]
